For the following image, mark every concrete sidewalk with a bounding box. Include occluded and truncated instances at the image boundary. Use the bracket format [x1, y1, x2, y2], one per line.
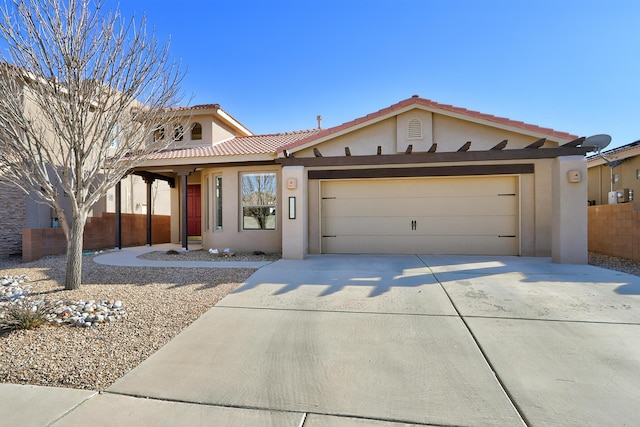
[92, 243, 274, 269]
[3, 255, 640, 426]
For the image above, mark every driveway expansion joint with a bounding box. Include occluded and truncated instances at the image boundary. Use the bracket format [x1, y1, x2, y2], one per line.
[418, 257, 530, 427]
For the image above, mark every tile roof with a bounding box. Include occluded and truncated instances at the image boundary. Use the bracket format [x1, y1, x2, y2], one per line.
[587, 139, 640, 162]
[147, 129, 322, 160]
[278, 96, 579, 153]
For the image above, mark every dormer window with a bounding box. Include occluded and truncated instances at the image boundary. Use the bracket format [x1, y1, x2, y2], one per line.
[191, 122, 202, 140]
[407, 118, 423, 140]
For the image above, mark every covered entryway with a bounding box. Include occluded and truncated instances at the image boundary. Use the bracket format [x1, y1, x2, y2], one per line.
[320, 175, 519, 255]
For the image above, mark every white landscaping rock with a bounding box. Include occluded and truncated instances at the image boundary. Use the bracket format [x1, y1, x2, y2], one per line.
[1, 275, 127, 328]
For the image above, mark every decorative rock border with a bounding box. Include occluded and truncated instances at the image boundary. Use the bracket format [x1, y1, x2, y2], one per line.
[1, 275, 127, 328]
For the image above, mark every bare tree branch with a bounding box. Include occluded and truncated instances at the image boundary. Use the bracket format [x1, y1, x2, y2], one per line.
[0, 0, 187, 289]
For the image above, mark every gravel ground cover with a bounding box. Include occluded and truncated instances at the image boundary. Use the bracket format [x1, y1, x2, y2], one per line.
[0, 251, 637, 391]
[0, 252, 259, 391]
[139, 249, 281, 263]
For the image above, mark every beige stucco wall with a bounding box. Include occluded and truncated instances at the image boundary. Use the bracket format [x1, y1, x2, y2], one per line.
[197, 166, 282, 254]
[297, 119, 397, 157]
[432, 115, 558, 151]
[552, 156, 588, 263]
[588, 157, 640, 205]
[104, 175, 171, 216]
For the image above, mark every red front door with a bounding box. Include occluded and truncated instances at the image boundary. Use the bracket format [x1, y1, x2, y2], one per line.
[187, 184, 201, 236]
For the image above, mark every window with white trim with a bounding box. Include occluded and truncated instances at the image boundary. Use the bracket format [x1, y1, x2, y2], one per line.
[214, 175, 223, 230]
[241, 173, 276, 230]
[191, 122, 202, 140]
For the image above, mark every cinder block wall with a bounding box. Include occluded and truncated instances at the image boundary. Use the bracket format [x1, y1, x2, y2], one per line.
[0, 182, 26, 258]
[22, 214, 171, 262]
[588, 203, 639, 261]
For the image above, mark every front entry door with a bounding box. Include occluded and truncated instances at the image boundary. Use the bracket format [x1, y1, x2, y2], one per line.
[187, 184, 201, 236]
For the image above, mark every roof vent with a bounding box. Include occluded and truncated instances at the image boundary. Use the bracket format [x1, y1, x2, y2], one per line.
[407, 118, 423, 140]
[412, 94, 419, 98]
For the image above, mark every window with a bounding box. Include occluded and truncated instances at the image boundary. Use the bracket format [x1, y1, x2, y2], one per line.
[215, 175, 222, 230]
[407, 118, 423, 140]
[108, 123, 122, 148]
[191, 122, 202, 140]
[204, 175, 210, 231]
[241, 172, 276, 230]
[174, 125, 184, 141]
[153, 126, 165, 142]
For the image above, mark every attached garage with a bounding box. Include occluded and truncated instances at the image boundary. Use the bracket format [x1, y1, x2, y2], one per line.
[320, 176, 519, 255]
[277, 96, 592, 263]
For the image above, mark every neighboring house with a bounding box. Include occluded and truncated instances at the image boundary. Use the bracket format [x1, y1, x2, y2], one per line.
[587, 140, 640, 205]
[130, 95, 592, 264]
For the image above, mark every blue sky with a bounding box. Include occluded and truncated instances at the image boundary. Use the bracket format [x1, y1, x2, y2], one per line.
[114, 0, 639, 150]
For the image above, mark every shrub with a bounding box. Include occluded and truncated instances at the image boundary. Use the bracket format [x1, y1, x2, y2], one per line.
[0, 302, 51, 332]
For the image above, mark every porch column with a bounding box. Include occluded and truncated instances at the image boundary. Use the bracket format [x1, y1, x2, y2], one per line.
[552, 155, 588, 264]
[281, 165, 306, 259]
[115, 180, 122, 250]
[173, 168, 194, 251]
[141, 175, 155, 246]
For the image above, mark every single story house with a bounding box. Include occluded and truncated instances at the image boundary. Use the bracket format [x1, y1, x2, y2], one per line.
[587, 140, 639, 205]
[128, 95, 592, 264]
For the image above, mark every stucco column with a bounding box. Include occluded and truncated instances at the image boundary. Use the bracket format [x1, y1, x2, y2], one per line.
[140, 175, 155, 246]
[552, 155, 588, 264]
[281, 165, 306, 259]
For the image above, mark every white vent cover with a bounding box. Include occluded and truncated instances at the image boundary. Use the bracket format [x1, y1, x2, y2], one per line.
[407, 118, 423, 139]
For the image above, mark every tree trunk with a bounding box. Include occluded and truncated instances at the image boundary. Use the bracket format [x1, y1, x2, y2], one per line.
[64, 213, 87, 290]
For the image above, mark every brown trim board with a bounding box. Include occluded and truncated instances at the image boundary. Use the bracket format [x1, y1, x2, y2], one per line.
[308, 164, 534, 180]
[278, 147, 588, 167]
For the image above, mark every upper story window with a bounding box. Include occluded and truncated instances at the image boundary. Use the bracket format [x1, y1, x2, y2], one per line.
[407, 118, 423, 140]
[191, 122, 202, 140]
[153, 125, 165, 142]
[174, 125, 184, 141]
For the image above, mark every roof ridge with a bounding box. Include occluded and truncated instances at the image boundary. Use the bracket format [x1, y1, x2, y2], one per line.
[277, 96, 578, 153]
[236, 129, 321, 138]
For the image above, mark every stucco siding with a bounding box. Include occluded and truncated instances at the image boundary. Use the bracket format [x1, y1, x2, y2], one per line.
[432, 115, 556, 151]
[588, 157, 640, 205]
[199, 166, 282, 254]
[296, 119, 397, 157]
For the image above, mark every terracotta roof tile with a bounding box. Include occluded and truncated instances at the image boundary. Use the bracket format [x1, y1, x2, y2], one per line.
[278, 97, 579, 153]
[147, 129, 322, 160]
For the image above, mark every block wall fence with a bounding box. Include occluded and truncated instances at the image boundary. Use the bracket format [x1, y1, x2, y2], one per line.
[588, 203, 639, 261]
[22, 213, 171, 262]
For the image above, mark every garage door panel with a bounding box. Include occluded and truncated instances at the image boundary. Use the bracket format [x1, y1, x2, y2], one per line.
[324, 196, 516, 218]
[322, 235, 518, 255]
[320, 176, 519, 255]
[322, 177, 516, 198]
[323, 216, 517, 237]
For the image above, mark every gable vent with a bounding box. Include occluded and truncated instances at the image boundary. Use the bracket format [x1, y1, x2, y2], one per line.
[407, 118, 423, 140]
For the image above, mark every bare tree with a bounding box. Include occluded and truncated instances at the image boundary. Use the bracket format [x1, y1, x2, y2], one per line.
[0, 0, 186, 289]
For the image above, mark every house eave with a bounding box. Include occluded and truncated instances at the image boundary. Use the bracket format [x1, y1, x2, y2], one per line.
[277, 147, 590, 167]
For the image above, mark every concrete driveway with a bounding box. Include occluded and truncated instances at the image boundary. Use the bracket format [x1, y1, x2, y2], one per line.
[49, 255, 640, 426]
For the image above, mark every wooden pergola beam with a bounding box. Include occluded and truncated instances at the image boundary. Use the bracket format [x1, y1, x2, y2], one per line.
[491, 140, 508, 150]
[561, 136, 585, 147]
[457, 141, 471, 152]
[525, 138, 546, 149]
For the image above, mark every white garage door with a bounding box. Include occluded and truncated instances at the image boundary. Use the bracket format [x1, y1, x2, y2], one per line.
[321, 176, 519, 255]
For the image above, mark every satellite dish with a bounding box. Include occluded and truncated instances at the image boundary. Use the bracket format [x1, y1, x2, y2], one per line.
[584, 134, 612, 152]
